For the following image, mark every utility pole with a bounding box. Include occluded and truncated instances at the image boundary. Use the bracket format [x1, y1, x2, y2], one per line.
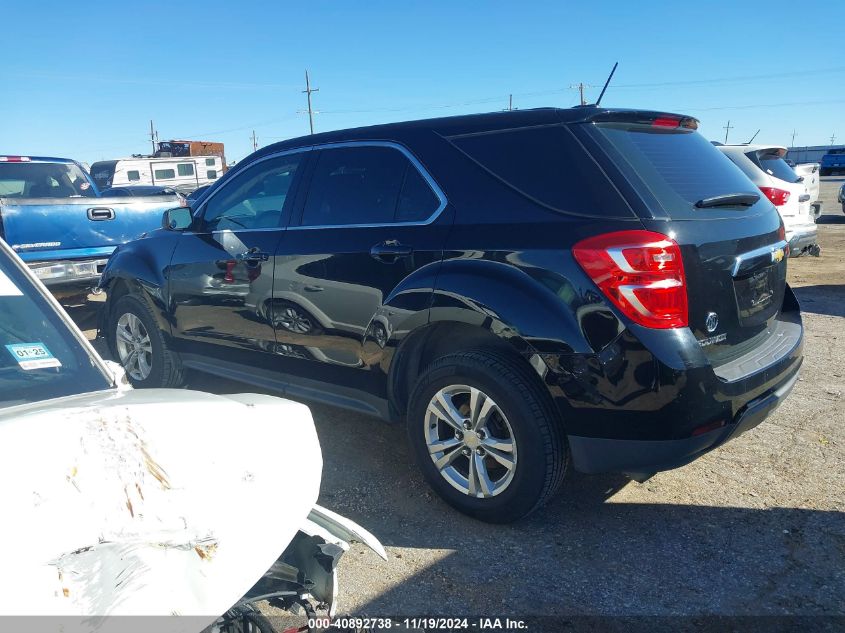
[251, 130, 258, 152]
[831, 133, 837, 145]
[507, 94, 513, 111]
[723, 120, 734, 144]
[149, 120, 157, 154]
[302, 70, 319, 135]
[569, 82, 594, 106]
[791, 130, 796, 147]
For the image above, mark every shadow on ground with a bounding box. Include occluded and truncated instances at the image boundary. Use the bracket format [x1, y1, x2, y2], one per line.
[302, 403, 845, 616]
[794, 284, 845, 318]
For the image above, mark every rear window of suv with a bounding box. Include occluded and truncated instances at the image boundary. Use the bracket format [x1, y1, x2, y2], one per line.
[448, 125, 633, 218]
[748, 150, 801, 184]
[589, 122, 759, 217]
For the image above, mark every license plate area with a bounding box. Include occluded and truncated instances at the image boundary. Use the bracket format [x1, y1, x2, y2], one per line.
[733, 265, 778, 325]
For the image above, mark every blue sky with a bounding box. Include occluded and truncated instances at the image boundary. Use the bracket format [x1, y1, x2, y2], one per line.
[2, 0, 843, 165]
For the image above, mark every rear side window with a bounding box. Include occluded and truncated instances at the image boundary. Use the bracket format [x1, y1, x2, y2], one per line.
[177, 163, 195, 177]
[448, 125, 631, 217]
[127, 170, 140, 181]
[590, 123, 757, 216]
[748, 150, 800, 184]
[154, 169, 175, 180]
[301, 146, 440, 226]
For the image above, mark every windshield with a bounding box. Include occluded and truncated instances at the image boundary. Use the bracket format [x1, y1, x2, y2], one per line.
[0, 248, 111, 408]
[0, 161, 97, 198]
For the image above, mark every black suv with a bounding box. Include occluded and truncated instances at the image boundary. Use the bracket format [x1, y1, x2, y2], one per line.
[99, 107, 803, 523]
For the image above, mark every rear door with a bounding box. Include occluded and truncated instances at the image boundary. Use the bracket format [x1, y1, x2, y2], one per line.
[270, 142, 449, 395]
[167, 152, 305, 361]
[581, 118, 789, 364]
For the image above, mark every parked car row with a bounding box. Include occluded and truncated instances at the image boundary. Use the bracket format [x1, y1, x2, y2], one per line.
[90, 106, 804, 523]
[717, 144, 821, 256]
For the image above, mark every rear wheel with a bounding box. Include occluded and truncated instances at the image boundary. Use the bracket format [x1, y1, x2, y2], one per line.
[407, 349, 567, 523]
[108, 294, 186, 388]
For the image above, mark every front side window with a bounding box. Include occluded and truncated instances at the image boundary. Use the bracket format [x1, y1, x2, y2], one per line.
[301, 146, 410, 227]
[177, 163, 195, 177]
[0, 250, 112, 408]
[154, 168, 175, 180]
[127, 170, 140, 181]
[201, 154, 302, 232]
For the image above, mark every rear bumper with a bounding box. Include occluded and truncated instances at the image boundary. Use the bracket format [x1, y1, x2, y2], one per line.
[568, 364, 800, 476]
[785, 223, 818, 254]
[26, 259, 109, 289]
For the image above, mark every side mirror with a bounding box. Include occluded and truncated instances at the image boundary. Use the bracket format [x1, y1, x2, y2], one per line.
[162, 206, 193, 231]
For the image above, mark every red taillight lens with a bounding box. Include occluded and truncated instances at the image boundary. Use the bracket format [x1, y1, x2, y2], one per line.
[652, 117, 680, 128]
[573, 230, 688, 329]
[759, 186, 791, 206]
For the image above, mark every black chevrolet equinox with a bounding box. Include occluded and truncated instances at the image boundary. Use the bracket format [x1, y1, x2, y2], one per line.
[99, 107, 803, 522]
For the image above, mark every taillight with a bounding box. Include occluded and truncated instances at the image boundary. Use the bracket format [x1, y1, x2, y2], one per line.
[759, 187, 791, 206]
[573, 230, 688, 329]
[0, 156, 31, 162]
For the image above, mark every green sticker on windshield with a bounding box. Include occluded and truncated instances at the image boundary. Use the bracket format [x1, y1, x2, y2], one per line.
[5, 343, 62, 370]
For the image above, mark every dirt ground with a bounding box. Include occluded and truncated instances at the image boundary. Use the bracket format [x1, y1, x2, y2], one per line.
[71, 178, 845, 619]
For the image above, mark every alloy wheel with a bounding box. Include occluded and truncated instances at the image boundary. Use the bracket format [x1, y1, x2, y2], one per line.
[424, 384, 517, 498]
[278, 306, 312, 334]
[115, 312, 153, 381]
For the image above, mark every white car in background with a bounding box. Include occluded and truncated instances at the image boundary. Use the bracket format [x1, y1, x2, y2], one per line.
[0, 237, 384, 629]
[718, 145, 819, 256]
[793, 162, 823, 218]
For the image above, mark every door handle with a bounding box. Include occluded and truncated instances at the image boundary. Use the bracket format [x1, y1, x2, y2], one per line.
[235, 249, 270, 262]
[370, 240, 413, 263]
[87, 207, 115, 221]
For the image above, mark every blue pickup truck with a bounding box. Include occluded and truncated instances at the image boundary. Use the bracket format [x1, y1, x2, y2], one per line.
[0, 155, 181, 299]
[820, 149, 845, 176]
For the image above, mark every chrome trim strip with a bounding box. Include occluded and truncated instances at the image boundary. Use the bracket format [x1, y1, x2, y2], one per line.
[731, 240, 789, 277]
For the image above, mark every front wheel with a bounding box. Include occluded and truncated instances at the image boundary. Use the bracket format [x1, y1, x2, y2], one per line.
[108, 294, 186, 388]
[407, 349, 567, 523]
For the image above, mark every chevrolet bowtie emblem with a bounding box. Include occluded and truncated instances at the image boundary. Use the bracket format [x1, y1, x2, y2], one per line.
[772, 247, 785, 263]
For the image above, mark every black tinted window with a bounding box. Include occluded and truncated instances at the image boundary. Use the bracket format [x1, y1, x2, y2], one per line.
[449, 125, 630, 217]
[301, 146, 408, 226]
[397, 166, 440, 221]
[202, 154, 301, 231]
[750, 151, 800, 184]
[592, 123, 756, 215]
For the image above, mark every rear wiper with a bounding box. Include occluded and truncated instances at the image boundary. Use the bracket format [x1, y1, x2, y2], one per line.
[694, 193, 760, 209]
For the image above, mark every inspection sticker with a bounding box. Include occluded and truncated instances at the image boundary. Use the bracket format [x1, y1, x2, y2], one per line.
[5, 343, 62, 370]
[0, 270, 23, 297]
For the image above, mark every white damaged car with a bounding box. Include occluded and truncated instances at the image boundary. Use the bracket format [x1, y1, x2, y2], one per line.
[0, 237, 384, 631]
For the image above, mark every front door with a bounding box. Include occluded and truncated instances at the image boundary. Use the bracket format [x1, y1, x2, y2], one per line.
[167, 152, 305, 364]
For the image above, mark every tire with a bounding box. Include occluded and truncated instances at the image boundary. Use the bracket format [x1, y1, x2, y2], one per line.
[108, 294, 186, 388]
[407, 349, 567, 523]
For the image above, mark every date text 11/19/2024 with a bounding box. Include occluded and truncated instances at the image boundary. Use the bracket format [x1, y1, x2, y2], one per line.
[308, 617, 529, 630]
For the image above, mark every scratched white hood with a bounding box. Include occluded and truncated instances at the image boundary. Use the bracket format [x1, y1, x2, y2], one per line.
[0, 388, 322, 625]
